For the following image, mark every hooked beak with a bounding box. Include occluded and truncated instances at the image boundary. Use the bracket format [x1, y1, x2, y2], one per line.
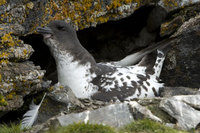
[37, 26, 53, 34]
[37, 26, 53, 39]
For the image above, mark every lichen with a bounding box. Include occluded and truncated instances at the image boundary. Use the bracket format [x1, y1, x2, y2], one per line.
[0, 94, 7, 106]
[43, 0, 135, 30]
[0, 59, 9, 65]
[162, 0, 178, 8]
[6, 91, 16, 100]
[0, 0, 6, 6]
[0, 33, 21, 47]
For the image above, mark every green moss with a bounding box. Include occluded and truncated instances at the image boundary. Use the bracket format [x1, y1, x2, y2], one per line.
[120, 119, 188, 133]
[0, 123, 21, 133]
[46, 122, 116, 133]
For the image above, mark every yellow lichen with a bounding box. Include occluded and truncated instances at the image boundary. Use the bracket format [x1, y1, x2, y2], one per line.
[1, 33, 15, 47]
[162, 0, 178, 8]
[0, 59, 9, 64]
[0, 52, 9, 58]
[43, 0, 135, 30]
[0, 0, 6, 6]
[0, 32, 22, 47]
[6, 92, 16, 100]
[0, 94, 7, 106]
[26, 2, 34, 9]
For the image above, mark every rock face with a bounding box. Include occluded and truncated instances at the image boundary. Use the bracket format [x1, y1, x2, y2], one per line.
[58, 103, 133, 128]
[161, 13, 200, 87]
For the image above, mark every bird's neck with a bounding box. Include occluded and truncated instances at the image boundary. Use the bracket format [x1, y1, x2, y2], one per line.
[49, 40, 98, 98]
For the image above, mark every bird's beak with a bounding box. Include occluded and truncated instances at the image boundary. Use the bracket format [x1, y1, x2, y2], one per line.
[36, 26, 53, 34]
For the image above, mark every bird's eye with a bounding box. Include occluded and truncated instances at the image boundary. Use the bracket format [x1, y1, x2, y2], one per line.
[57, 26, 65, 31]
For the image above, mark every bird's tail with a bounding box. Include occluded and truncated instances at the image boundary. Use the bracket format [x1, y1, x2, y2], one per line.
[114, 36, 179, 67]
[153, 49, 166, 78]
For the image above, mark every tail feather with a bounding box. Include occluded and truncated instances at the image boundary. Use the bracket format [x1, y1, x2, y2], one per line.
[153, 50, 166, 78]
[114, 36, 179, 66]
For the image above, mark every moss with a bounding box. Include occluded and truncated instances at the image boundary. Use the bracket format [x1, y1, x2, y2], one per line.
[0, 0, 6, 6]
[44, 119, 189, 133]
[46, 122, 116, 133]
[120, 119, 188, 133]
[0, 123, 21, 133]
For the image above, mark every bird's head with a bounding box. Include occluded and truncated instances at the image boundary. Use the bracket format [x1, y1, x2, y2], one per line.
[37, 20, 79, 50]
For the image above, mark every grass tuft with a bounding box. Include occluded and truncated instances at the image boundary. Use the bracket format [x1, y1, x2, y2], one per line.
[46, 122, 116, 133]
[0, 123, 21, 133]
[120, 119, 188, 133]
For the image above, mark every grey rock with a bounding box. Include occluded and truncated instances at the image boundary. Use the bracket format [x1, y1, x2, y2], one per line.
[0, 43, 34, 61]
[57, 103, 133, 128]
[159, 87, 200, 97]
[0, 24, 25, 36]
[161, 13, 200, 88]
[129, 101, 162, 122]
[160, 95, 200, 130]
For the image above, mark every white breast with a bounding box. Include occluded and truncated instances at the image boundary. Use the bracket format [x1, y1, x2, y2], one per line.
[56, 53, 98, 98]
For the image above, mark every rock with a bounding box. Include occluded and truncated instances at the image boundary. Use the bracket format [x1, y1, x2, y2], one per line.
[0, 24, 25, 36]
[160, 95, 200, 130]
[54, 103, 134, 128]
[36, 83, 84, 124]
[1, 0, 199, 34]
[159, 87, 200, 97]
[0, 61, 50, 116]
[161, 13, 200, 88]
[128, 101, 162, 122]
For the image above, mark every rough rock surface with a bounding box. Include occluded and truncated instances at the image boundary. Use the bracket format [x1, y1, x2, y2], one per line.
[1, 0, 200, 33]
[161, 13, 200, 87]
[160, 95, 200, 130]
[27, 94, 200, 132]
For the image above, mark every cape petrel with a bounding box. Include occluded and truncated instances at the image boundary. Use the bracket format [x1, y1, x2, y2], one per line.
[37, 20, 176, 102]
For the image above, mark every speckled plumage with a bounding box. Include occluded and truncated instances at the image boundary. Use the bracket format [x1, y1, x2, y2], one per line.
[37, 20, 169, 102]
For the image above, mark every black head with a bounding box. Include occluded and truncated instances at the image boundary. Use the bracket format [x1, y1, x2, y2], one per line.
[37, 20, 79, 49]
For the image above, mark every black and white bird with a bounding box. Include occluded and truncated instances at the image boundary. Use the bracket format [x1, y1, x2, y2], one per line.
[37, 20, 176, 102]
